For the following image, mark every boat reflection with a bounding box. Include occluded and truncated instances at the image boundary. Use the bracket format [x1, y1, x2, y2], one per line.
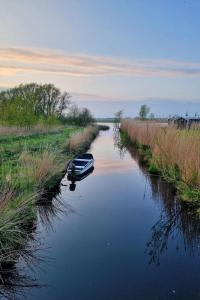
[67, 166, 94, 192]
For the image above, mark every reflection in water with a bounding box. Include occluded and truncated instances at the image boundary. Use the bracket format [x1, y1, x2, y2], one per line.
[94, 159, 135, 175]
[0, 228, 43, 300]
[67, 166, 94, 191]
[146, 175, 200, 265]
[113, 129, 127, 159]
[117, 132, 200, 266]
[0, 261, 40, 300]
[37, 193, 75, 231]
[69, 182, 76, 191]
[0, 187, 75, 299]
[91, 131, 137, 175]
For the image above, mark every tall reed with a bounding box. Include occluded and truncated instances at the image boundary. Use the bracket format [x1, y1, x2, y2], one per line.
[121, 120, 200, 198]
[67, 125, 99, 153]
[0, 124, 64, 137]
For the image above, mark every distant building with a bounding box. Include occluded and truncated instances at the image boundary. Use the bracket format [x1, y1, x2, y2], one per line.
[168, 117, 200, 129]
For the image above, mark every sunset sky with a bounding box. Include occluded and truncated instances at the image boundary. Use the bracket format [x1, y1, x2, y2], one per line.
[0, 0, 200, 117]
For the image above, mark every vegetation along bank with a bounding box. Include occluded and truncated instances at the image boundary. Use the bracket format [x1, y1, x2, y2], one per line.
[0, 83, 102, 269]
[121, 119, 200, 205]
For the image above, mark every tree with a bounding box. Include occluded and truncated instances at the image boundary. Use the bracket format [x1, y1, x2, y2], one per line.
[114, 110, 123, 129]
[0, 83, 96, 127]
[57, 91, 71, 118]
[68, 104, 79, 121]
[0, 83, 72, 126]
[67, 105, 94, 126]
[42, 84, 60, 117]
[139, 105, 150, 119]
[79, 108, 94, 126]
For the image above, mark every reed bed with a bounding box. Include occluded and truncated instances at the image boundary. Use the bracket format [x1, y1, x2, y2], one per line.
[67, 125, 99, 153]
[121, 119, 200, 201]
[0, 124, 64, 137]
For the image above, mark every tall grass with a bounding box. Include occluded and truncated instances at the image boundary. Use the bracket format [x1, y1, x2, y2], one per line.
[67, 125, 99, 153]
[0, 124, 64, 137]
[121, 119, 200, 201]
[0, 151, 57, 264]
[0, 187, 37, 262]
[19, 150, 59, 189]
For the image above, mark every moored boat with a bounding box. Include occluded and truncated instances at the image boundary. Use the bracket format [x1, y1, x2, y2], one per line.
[67, 153, 94, 176]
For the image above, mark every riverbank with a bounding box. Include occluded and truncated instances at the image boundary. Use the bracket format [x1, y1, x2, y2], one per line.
[121, 119, 200, 206]
[0, 124, 100, 265]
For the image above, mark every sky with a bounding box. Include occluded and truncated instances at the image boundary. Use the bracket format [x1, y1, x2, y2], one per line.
[0, 0, 200, 117]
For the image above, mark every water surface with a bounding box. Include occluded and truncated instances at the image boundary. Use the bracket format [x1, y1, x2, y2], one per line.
[13, 125, 200, 299]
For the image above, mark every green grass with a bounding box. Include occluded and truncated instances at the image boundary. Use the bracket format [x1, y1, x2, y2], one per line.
[0, 126, 79, 189]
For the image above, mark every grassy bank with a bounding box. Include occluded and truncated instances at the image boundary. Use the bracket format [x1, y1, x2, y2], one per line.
[121, 120, 200, 205]
[0, 124, 99, 264]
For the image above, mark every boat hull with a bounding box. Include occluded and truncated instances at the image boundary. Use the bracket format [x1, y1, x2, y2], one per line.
[67, 158, 94, 176]
[67, 166, 94, 181]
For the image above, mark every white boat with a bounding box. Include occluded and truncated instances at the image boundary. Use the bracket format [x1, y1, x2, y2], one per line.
[67, 153, 94, 176]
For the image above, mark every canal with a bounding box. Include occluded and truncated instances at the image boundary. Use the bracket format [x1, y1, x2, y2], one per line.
[10, 124, 200, 299]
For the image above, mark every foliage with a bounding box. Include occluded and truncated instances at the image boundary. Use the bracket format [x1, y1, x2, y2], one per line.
[0, 83, 71, 126]
[0, 83, 95, 127]
[66, 104, 94, 126]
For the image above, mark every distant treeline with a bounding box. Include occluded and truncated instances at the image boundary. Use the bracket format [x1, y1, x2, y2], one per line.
[0, 83, 94, 127]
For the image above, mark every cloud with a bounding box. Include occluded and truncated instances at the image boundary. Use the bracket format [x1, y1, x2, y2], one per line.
[72, 92, 200, 103]
[1, 46, 200, 78]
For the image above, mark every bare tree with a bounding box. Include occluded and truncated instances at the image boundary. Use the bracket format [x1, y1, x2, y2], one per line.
[57, 92, 71, 118]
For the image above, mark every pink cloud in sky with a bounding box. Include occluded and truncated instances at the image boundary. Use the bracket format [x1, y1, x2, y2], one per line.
[1, 46, 200, 79]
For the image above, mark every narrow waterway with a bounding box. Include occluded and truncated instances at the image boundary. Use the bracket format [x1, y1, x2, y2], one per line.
[11, 125, 200, 299]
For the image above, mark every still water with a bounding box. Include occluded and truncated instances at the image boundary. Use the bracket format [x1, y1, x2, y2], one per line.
[9, 125, 200, 299]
